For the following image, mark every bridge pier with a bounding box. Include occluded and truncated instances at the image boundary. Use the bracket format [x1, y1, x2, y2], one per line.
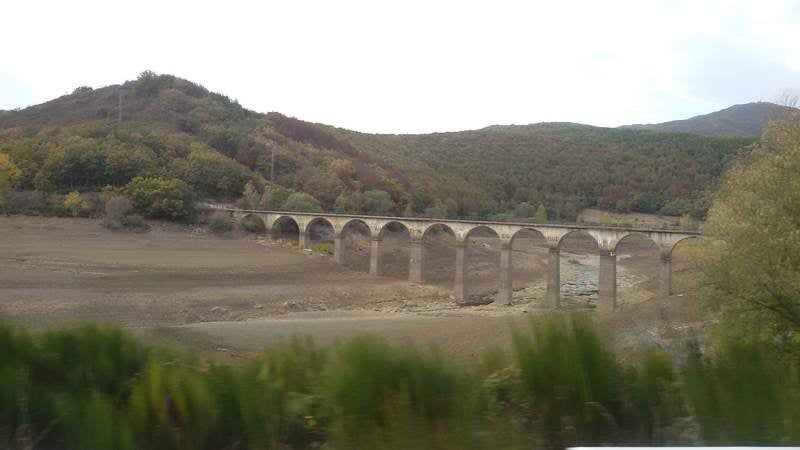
[298, 231, 309, 250]
[409, 238, 424, 284]
[546, 247, 561, 308]
[333, 234, 344, 264]
[598, 251, 617, 312]
[369, 238, 383, 276]
[498, 242, 513, 305]
[454, 242, 466, 303]
[660, 252, 672, 296]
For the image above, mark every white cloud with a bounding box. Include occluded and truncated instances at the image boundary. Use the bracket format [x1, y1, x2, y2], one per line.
[1, 0, 798, 132]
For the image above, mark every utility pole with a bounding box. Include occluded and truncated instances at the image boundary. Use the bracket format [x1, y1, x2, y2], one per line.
[269, 142, 275, 206]
[117, 87, 123, 126]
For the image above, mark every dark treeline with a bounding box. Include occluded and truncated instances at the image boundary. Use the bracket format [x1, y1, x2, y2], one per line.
[2, 314, 799, 449]
[0, 72, 756, 223]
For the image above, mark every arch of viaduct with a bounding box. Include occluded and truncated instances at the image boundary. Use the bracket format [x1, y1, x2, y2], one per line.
[221, 208, 701, 312]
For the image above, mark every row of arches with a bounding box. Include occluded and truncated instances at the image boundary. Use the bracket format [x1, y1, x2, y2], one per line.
[241, 213, 699, 309]
[260, 213, 697, 254]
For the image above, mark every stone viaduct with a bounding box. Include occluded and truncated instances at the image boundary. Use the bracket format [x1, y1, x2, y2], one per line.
[219, 208, 701, 312]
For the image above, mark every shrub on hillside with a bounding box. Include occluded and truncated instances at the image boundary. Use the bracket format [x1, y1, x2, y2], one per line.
[123, 213, 147, 231]
[208, 211, 233, 235]
[10, 191, 43, 214]
[103, 195, 148, 231]
[281, 192, 322, 213]
[334, 192, 363, 214]
[103, 195, 131, 228]
[170, 148, 254, 198]
[240, 214, 266, 233]
[260, 186, 295, 210]
[239, 181, 262, 210]
[0, 153, 20, 215]
[125, 176, 195, 222]
[361, 190, 395, 215]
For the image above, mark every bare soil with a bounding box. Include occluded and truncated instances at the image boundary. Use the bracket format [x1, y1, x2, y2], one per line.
[0, 216, 705, 362]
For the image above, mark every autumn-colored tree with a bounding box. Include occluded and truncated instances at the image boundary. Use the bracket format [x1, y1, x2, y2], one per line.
[301, 172, 344, 208]
[63, 191, 88, 217]
[0, 154, 21, 214]
[703, 111, 800, 345]
[330, 159, 355, 186]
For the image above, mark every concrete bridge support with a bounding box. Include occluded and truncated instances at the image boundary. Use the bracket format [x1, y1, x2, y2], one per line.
[454, 242, 466, 303]
[369, 238, 383, 276]
[546, 247, 561, 308]
[409, 239, 424, 284]
[498, 242, 513, 305]
[660, 253, 672, 296]
[298, 231, 309, 250]
[598, 251, 617, 312]
[333, 234, 344, 264]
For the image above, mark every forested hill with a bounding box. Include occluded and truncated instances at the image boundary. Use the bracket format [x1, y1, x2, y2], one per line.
[621, 102, 794, 137]
[328, 123, 753, 219]
[0, 72, 755, 222]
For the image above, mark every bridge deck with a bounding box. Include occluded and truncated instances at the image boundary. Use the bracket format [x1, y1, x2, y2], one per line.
[216, 207, 700, 236]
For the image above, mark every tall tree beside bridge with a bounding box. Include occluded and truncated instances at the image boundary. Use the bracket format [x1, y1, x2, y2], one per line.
[703, 110, 800, 347]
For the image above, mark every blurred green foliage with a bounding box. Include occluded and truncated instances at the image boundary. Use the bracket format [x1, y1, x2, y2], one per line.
[1, 314, 799, 449]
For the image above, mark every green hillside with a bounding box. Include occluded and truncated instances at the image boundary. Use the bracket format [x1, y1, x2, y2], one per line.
[0, 72, 756, 222]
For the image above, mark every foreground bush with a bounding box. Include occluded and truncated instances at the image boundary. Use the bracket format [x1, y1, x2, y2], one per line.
[512, 314, 684, 447]
[1, 315, 800, 449]
[684, 336, 800, 444]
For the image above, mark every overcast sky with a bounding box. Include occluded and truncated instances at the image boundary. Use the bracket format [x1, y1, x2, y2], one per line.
[2, 0, 799, 133]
